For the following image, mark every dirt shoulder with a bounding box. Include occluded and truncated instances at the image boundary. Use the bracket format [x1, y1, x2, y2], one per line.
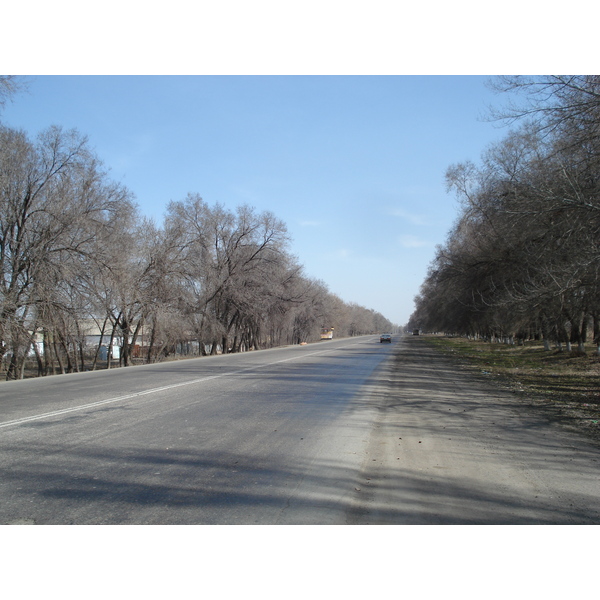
[418, 334, 600, 445]
[346, 335, 600, 524]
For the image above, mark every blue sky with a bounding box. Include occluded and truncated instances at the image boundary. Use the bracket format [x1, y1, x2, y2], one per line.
[1, 75, 519, 325]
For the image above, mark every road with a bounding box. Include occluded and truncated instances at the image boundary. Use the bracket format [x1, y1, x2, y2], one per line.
[0, 334, 599, 524]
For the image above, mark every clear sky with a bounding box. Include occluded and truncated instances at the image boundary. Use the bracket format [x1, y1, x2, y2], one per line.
[1, 75, 515, 325]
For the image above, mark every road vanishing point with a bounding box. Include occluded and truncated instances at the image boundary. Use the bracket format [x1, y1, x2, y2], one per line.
[1, 334, 599, 524]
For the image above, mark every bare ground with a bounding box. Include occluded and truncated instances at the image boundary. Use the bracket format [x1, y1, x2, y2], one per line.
[345, 335, 600, 524]
[421, 335, 600, 446]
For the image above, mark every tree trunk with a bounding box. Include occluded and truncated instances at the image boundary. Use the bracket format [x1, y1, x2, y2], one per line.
[120, 319, 131, 367]
[53, 336, 65, 374]
[74, 320, 86, 372]
[91, 318, 109, 371]
[106, 324, 118, 370]
[147, 318, 158, 363]
[30, 330, 44, 376]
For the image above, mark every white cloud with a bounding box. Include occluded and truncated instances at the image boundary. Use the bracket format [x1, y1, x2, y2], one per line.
[326, 248, 351, 260]
[390, 208, 429, 226]
[398, 235, 429, 248]
[114, 132, 155, 169]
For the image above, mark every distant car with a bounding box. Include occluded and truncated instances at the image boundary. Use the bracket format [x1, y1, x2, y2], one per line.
[380, 333, 392, 343]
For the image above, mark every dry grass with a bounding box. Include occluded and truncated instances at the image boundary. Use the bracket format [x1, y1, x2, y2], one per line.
[422, 335, 600, 442]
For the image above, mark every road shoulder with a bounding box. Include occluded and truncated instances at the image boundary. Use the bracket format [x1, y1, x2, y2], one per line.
[346, 336, 600, 524]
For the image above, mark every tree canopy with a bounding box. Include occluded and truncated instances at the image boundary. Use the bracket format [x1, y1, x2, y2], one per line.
[0, 113, 394, 379]
[409, 76, 600, 352]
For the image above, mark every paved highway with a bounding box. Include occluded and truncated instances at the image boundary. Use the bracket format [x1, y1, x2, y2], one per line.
[0, 335, 395, 524]
[1, 334, 599, 524]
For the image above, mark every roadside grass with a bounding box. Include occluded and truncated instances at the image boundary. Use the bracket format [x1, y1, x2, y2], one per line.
[422, 335, 600, 441]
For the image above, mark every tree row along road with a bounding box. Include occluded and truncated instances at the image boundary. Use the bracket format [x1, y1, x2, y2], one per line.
[1, 335, 598, 524]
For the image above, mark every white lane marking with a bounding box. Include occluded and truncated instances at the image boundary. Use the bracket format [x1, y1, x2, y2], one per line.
[0, 340, 368, 429]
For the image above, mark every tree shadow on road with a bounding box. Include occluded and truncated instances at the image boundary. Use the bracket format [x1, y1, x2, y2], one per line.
[2, 338, 599, 525]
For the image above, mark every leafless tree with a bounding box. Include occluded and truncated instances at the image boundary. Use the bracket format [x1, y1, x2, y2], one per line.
[1, 116, 395, 377]
[0, 124, 136, 378]
[0, 76, 27, 115]
[413, 87, 600, 353]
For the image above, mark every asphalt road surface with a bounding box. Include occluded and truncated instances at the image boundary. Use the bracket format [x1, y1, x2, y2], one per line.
[1, 335, 599, 524]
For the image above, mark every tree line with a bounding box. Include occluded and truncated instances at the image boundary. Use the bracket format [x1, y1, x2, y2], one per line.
[0, 80, 394, 379]
[409, 76, 600, 352]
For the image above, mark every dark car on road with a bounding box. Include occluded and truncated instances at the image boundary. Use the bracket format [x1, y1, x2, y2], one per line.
[380, 333, 392, 343]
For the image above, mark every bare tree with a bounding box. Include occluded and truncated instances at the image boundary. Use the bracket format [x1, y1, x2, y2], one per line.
[1, 117, 396, 376]
[414, 95, 600, 352]
[164, 195, 292, 353]
[0, 76, 27, 115]
[0, 124, 136, 378]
